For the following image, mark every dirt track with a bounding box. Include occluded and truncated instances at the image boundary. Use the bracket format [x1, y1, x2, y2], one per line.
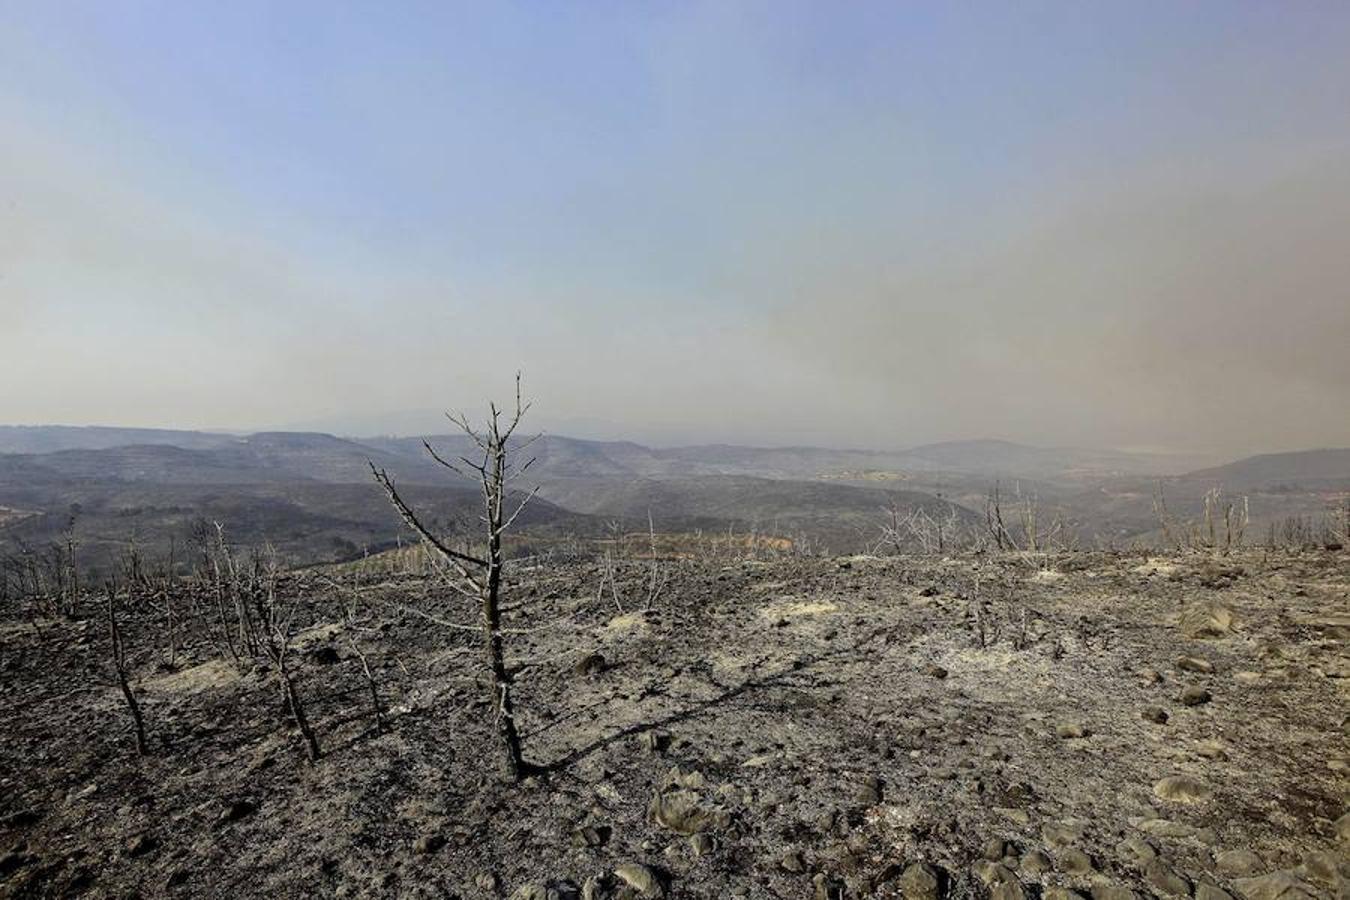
[2, 550, 1348, 898]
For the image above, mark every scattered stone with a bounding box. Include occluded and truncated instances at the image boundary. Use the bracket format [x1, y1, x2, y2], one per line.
[1056, 723, 1091, 739]
[581, 875, 609, 900]
[925, 664, 949, 680]
[898, 862, 944, 900]
[814, 873, 846, 900]
[1138, 818, 1199, 838]
[1232, 871, 1319, 900]
[124, 833, 156, 857]
[1181, 600, 1236, 638]
[1116, 837, 1157, 864]
[216, 799, 256, 825]
[1154, 775, 1213, 803]
[646, 791, 729, 835]
[1044, 890, 1086, 900]
[1195, 883, 1235, 900]
[574, 652, 606, 677]
[1019, 851, 1052, 875]
[990, 882, 1027, 900]
[412, 833, 446, 854]
[1142, 707, 1169, 724]
[972, 860, 1017, 887]
[1089, 884, 1139, 900]
[688, 834, 714, 857]
[613, 862, 663, 898]
[475, 872, 499, 892]
[571, 825, 608, 848]
[780, 851, 806, 873]
[1042, 821, 1086, 848]
[1142, 668, 1164, 684]
[1335, 812, 1350, 843]
[1216, 850, 1264, 877]
[855, 776, 883, 805]
[1144, 859, 1192, 896]
[1181, 686, 1213, 706]
[1299, 850, 1340, 885]
[0, 810, 41, 830]
[306, 645, 340, 665]
[1195, 739, 1228, 760]
[641, 732, 671, 756]
[1058, 849, 1095, 875]
[1176, 655, 1215, 673]
[982, 838, 1007, 861]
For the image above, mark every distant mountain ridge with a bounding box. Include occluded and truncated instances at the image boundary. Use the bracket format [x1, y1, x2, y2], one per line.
[1178, 448, 1350, 489]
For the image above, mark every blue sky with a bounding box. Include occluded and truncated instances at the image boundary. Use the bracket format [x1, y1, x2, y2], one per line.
[3, 2, 1348, 451]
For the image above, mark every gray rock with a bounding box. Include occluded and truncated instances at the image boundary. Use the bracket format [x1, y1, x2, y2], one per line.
[990, 882, 1027, 900]
[1232, 871, 1319, 900]
[1181, 686, 1213, 706]
[688, 834, 714, 857]
[898, 862, 944, 900]
[571, 825, 608, 848]
[1057, 723, 1091, 739]
[412, 833, 446, 854]
[574, 652, 606, 677]
[1019, 851, 1052, 875]
[1335, 812, 1350, 843]
[1180, 600, 1236, 638]
[1299, 850, 1341, 885]
[124, 833, 156, 857]
[1176, 655, 1215, 673]
[982, 838, 1007, 861]
[780, 851, 806, 873]
[1116, 837, 1157, 864]
[1042, 821, 1086, 847]
[216, 799, 256, 825]
[1144, 859, 1192, 896]
[814, 873, 846, 900]
[1142, 707, 1170, 724]
[972, 861, 1017, 887]
[1058, 849, 1095, 875]
[640, 732, 671, 756]
[613, 862, 663, 898]
[1090, 885, 1139, 900]
[856, 775, 883, 804]
[1216, 850, 1264, 877]
[1153, 775, 1212, 803]
[646, 791, 729, 835]
[1195, 883, 1235, 900]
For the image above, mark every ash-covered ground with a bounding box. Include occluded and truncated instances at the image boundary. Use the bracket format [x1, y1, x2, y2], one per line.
[2, 550, 1348, 898]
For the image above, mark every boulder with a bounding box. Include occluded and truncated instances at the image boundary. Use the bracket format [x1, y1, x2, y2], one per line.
[1153, 775, 1213, 803]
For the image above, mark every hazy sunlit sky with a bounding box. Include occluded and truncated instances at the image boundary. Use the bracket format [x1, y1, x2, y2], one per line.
[3, 2, 1348, 453]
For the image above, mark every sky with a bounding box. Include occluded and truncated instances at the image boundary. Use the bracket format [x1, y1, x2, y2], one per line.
[2, 2, 1348, 454]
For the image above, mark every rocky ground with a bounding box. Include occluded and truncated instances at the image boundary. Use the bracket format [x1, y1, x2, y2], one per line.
[1, 549, 1348, 898]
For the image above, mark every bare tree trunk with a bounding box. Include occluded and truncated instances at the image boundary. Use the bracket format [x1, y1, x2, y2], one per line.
[279, 663, 321, 762]
[483, 446, 526, 780]
[348, 638, 386, 734]
[107, 589, 148, 756]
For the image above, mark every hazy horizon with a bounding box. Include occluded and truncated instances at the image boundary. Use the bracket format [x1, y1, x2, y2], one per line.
[4, 3, 1349, 456]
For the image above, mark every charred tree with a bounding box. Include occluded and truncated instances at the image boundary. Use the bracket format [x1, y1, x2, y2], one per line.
[371, 374, 539, 781]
